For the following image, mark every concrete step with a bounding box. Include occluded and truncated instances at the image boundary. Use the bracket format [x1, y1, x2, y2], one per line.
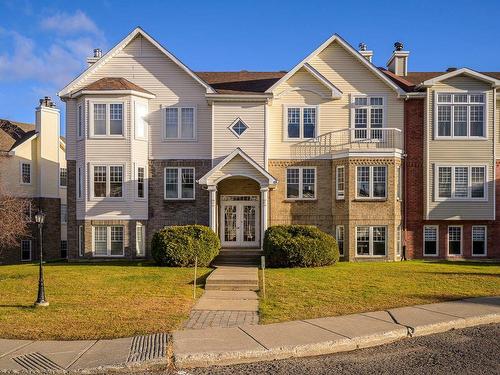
[207, 280, 259, 286]
[205, 284, 260, 291]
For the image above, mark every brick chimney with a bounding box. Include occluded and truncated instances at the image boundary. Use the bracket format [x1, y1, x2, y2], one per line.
[358, 42, 373, 63]
[87, 48, 103, 67]
[386, 42, 409, 76]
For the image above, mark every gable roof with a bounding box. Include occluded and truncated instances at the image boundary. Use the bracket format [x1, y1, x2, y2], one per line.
[58, 27, 216, 98]
[198, 148, 277, 186]
[417, 68, 500, 88]
[195, 71, 285, 94]
[82, 77, 154, 94]
[0, 119, 36, 153]
[265, 34, 406, 96]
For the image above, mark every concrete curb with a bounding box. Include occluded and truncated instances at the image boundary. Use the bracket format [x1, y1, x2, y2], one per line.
[172, 296, 500, 368]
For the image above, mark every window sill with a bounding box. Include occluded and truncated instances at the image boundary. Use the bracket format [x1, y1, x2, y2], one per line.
[434, 198, 488, 203]
[284, 198, 317, 202]
[90, 197, 126, 202]
[434, 137, 488, 141]
[89, 135, 126, 139]
[283, 138, 316, 143]
[355, 255, 387, 258]
[423, 254, 439, 257]
[162, 139, 198, 143]
[353, 198, 387, 202]
[92, 255, 125, 258]
[164, 198, 196, 201]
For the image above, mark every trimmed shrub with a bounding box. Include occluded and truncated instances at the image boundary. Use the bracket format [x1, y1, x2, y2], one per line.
[263, 225, 339, 267]
[151, 225, 220, 267]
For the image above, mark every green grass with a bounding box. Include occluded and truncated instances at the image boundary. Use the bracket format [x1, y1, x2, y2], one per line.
[0, 262, 211, 340]
[260, 261, 500, 324]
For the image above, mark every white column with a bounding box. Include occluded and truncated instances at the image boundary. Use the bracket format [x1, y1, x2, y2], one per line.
[208, 186, 217, 233]
[260, 187, 269, 247]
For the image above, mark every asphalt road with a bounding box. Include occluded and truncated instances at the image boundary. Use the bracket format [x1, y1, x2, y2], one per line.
[149, 324, 500, 375]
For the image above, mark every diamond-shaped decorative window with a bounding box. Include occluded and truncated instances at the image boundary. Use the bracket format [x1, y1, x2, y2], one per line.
[230, 119, 248, 137]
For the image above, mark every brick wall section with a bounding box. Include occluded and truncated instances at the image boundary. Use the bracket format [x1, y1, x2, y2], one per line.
[147, 159, 211, 247]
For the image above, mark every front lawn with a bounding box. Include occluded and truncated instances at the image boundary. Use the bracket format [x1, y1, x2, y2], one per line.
[259, 261, 500, 324]
[0, 262, 211, 340]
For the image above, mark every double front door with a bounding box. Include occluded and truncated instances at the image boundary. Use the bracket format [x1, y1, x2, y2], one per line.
[220, 196, 259, 247]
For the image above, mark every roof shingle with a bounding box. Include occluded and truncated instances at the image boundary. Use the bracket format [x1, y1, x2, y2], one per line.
[81, 77, 154, 95]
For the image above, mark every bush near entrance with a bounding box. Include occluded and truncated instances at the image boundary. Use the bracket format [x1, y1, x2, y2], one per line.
[152, 225, 220, 267]
[263, 225, 339, 267]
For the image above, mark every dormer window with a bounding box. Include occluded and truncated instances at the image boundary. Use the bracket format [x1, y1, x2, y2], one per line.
[230, 118, 248, 137]
[436, 93, 485, 138]
[91, 102, 124, 137]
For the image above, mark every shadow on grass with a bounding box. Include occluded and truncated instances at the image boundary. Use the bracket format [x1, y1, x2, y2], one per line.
[0, 304, 36, 310]
[420, 260, 500, 267]
[188, 271, 212, 287]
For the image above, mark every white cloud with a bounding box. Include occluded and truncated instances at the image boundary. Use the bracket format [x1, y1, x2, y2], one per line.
[0, 11, 106, 88]
[40, 10, 100, 35]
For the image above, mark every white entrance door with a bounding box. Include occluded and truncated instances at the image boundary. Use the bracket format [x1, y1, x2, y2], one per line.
[220, 196, 259, 248]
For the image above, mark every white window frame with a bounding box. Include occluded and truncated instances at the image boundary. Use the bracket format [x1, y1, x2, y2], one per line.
[283, 105, 319, 141]
[61, 204, 67, 224]
[336, 225, 345, 257]
[20, 162, 32, 185]
[134, 100, 148, 141]
[423, 225, 439, 257]
[350, 94, 387, 140]
[21, 240, 32, 261]
[471, 225, 487, 257]
[162, 105, 197, 141]
[434, 164, 487, 201]
[135, 164, 147, 200]
[336, 165, 345, 200]
[228, 117, 249, 138]
[59, 167, 67, 188]
[355, 165, 387, 199]
[90, 163, 126, 200]
[89, 100, 125, 138]
[136, 222, 145, 257]
[77, 165, 84, 200]
[164, 167, 196, 200]
[78, 225, 84, 256]
[77, 104, 84, 139]
[355, 226, 387, 257]
[434, 92, 487, 140]
[285, 166, 317, 200]
[447, 225, 463, 256]
[91, 226, 125, 257]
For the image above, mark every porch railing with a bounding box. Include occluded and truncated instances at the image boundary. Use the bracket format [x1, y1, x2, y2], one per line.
[291, 128, 403, 159]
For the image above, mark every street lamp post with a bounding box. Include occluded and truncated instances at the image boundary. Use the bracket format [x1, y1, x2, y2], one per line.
[34, 210, 49, 307]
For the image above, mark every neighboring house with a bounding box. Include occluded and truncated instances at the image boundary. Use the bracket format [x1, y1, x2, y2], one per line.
[0, 97, 67, 264]
[58, 28, 499, 261]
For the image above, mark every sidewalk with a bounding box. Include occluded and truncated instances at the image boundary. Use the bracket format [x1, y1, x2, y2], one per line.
[0, 296, 498, 372]
[172, 296, 500, 368]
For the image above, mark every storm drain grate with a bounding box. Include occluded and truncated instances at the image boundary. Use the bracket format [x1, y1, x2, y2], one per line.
[13, 352, 64, 372]
[127, 333, 168, 363]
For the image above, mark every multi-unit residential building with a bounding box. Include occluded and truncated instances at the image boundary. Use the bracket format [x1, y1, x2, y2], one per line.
[0, 97, 67, 264]
[57, 27, 499, 262]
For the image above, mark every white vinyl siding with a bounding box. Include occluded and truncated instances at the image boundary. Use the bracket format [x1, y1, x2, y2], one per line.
[423, 226, 439, 256]
[471, 226, 487, 256]
[164, 167, 195, 200]
[356, 226, 387, 257]
[286, 167, 316, 200]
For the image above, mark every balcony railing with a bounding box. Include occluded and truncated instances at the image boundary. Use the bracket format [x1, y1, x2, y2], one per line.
[292, 128, 403, 159]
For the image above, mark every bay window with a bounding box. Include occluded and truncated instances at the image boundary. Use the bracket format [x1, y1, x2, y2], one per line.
[436, 93, 485, 138]
[164, 167, 195, 200]
[91, 102, 124, 136]
[286, 167, 316, 200]
[286, 106, 317, 139]
[436, 165, 486, 200]
[356, 226, 387, 256]
[356, 166, 387, 199]
[164, 107, 195, 140]
[92, 165, 124, 199]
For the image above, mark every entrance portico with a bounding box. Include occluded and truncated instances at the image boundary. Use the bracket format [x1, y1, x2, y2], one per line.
[198, 148, 277, 248]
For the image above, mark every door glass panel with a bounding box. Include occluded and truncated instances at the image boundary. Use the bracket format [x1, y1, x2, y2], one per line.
[243, 205, 256, 242]
[224, 205, 237, 242]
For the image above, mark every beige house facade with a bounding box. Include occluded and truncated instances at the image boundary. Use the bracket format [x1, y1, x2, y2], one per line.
[58, 28, 500, 262]
[0, 98, 67, 264]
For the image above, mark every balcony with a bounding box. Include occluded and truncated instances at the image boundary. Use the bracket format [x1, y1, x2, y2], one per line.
[292, 128, 403, 159]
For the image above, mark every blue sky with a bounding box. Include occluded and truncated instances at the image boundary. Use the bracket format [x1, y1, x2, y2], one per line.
[1, 0, 499, 132]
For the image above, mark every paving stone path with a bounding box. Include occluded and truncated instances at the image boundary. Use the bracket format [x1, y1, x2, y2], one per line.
[184, 267, 260, 329]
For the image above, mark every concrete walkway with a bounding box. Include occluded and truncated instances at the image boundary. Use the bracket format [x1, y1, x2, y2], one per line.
[184, 266, 260, 329]
[173, 296, 500, 368]
[0, 297, 498, 373]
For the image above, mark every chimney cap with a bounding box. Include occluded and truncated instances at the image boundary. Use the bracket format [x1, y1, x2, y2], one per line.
[446, 67, 457, 72]
[93, 48, 102, 58]
[39, 96, 56, 108]
[358, 42, 367, 51]
[394, 41, 404, 51]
